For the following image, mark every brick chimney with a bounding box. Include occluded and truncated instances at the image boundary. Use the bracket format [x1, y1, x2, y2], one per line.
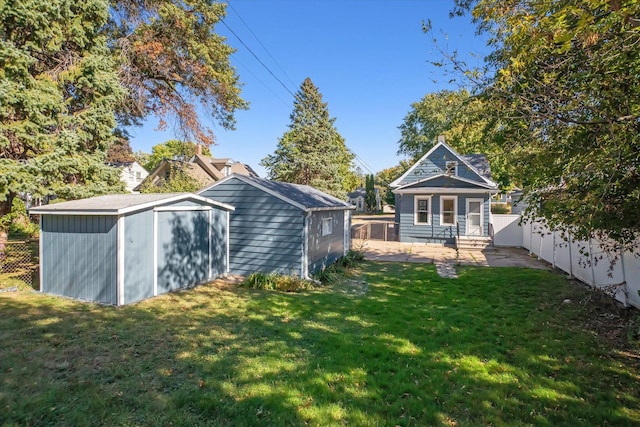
[195, 144, 202, 155]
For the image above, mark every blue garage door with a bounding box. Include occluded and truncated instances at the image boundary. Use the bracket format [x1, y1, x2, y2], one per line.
[156, 210, 211, 294]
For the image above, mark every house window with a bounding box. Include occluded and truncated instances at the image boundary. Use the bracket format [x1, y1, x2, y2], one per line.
[136, 171, 142, 181]
[445, 161, 458, 176]
[128, 170, 134, 182]
[321, 217, 333, 236]
[440, 196, 457, 226]
[414, 196, 431, 225]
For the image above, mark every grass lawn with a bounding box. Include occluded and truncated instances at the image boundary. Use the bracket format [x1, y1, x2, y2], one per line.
[1, 262, 639, 426]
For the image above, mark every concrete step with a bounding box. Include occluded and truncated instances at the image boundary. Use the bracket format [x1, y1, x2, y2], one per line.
[456, 236, 493, 251]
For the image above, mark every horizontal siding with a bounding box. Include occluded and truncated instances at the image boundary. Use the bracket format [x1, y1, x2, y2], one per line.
[201, 178, 304, 276]
[307, 210, 345, 274]
[399, 145, 486, 186]
[397, 194, 491, 243]
[41, 215, 117, 305]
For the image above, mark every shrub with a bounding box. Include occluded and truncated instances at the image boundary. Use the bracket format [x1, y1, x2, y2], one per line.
[491, 203, 511, 214]
[240, 272, 314, 292]
[315, 250, 366, 284]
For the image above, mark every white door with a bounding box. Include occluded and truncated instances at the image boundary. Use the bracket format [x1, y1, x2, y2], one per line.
[466, 199, 483, 236]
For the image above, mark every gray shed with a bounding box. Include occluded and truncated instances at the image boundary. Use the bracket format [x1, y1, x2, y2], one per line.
[30, 193, 234, 305]
[198, 174, 354, 278]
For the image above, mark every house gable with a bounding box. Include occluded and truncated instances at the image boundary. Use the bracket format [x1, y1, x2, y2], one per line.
[391, 141, 496, 189]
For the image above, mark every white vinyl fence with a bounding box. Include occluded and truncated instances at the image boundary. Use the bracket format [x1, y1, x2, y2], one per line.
[492, 214, 640, 309]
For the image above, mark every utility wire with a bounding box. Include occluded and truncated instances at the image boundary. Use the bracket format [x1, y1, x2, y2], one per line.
[219, 4, 390, 179]
[217, 14, 297, 99]
[227, 0, 297, 89]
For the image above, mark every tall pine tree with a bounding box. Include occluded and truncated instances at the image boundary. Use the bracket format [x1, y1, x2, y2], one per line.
[261, 77, 354, 199]
[0, 0, 125, 246]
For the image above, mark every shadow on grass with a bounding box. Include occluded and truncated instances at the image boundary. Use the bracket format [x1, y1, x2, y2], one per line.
[1, 262, 639, 425]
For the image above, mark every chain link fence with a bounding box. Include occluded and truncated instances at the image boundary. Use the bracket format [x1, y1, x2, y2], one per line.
[0, 240, 39, 290]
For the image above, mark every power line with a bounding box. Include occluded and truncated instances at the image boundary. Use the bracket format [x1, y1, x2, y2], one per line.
[217, 14, 297, 99]
[226, 1, 297, 89]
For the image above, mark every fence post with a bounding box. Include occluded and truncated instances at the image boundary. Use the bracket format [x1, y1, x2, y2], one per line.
[552, 230, 556, 269]
[588, 237, 596, 286]
[567, 231, 573, 279]
[620, 246, 629, 307]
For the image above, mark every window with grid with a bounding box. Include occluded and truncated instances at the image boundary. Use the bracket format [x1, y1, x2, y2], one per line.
[441, 196, 457, 225]
[414, 196, 431, 224]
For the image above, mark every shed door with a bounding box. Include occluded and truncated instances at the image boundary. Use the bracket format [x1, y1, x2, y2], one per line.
[466, 199, 483, 236]
[156, 210, 210, 293]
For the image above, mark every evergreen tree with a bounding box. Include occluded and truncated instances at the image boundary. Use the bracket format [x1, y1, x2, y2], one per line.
[365, 175, 377, 212]
[0, 0, 125, 247]
[260, 78, 354, 199]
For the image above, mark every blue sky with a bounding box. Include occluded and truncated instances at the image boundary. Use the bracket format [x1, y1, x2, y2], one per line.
[127, 0, 488, 177]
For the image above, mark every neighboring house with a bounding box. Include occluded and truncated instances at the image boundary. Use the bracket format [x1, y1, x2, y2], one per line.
[390, 137, 499, 248]
[30, 193, 234, 305]
[347, 187, 381, 212]
[138, 153, 258, 191]
[198, 174, 354, 278]
[112, 161, 148, 193]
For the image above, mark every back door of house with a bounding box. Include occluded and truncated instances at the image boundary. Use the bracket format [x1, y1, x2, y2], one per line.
[156, 209, 211, 294]
[466, 199, 483, 236]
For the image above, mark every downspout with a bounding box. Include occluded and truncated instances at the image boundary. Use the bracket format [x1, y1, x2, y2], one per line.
[117, 215, 125, 305]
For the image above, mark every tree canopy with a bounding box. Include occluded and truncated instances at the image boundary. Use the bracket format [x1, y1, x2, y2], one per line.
[108, 0, 248, 145]
[0, 0, 125, 225]
[260, 78, 355, 199]
[398, 89, 514, 189]
[143, 139, 211, 172]
[450, 0, 640, 252]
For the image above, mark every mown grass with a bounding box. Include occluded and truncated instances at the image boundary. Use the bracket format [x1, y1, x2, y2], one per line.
[1, 262, 639, 426]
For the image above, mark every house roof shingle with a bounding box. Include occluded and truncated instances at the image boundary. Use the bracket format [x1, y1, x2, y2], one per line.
[201, 174, 354, 212]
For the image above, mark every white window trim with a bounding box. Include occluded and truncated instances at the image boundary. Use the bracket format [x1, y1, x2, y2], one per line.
[440, 195, 457, 226]
[414, 195, 431, 225]
[445, 161, 458, 176]
[321, 217, 333, 236]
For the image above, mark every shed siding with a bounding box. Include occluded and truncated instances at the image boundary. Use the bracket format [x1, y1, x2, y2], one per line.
[123, 210, 154, 304]
[41, 215, 117, 304]
[401, 145, 485, 186]
[209, 208, 228, 278]
[307, 210, 345, 274]
[200, 178, 304, 276]
[398, 193, 491, 243]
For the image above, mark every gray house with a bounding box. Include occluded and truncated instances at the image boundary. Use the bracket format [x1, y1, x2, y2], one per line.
[30, 193, 234, 305]
[390, 138, 499, 248]
[198, 174, 354, 278]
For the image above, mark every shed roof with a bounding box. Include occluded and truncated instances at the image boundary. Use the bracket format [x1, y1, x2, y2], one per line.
[199, 174, 354, 212]
[29, 193, 234, 216]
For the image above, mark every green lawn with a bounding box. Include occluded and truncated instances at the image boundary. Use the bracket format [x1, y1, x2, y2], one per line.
[1, 262, 639, 426]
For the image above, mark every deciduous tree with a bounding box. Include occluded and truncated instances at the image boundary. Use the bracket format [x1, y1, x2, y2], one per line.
[261, 78, 355, 199]
[453, 0, 640, 252]
[398, 89, 513, 189]
[143, 139, 211, 172]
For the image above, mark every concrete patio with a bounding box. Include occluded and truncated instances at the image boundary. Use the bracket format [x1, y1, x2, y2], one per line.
[352, 239, 550, 270]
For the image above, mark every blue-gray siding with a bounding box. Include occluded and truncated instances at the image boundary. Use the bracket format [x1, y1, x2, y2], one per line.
[307, 210, 345, 274]
[123, 210, 154, 304]
[401, 145, 485, 186]
[41, 215, 117, 305]
[200, 179, 304, 276]
[396, 194, 491, 243]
